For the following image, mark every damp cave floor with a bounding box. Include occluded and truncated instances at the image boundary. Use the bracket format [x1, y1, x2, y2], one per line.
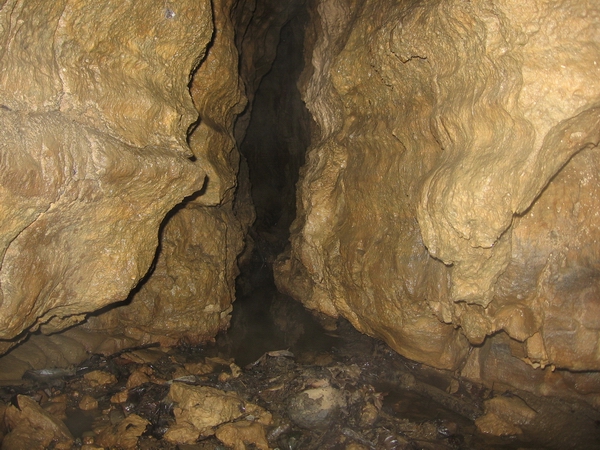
[1, 284, 599, 449]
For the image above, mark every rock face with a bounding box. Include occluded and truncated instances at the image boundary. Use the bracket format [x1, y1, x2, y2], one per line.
[275, 0, 600, 401]
[2, 0, 600, 407]
[85, 0, 304, 345]
[0, 0, 212, 353]
[84, 0, 254, 345]
[0, 0, 299, 356]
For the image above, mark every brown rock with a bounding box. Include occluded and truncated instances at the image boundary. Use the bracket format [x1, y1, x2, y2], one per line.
[110, 390, 129, 405]
[126, 367, 153, 389]
[25, 335, 70, 368]
[1, 0, 598, 412]
[83, 0, 253, 347]
[0, 354, 32, 381]
[359, 403, 379, 428]
[119, 349, 164, 365]
[46, 334, 88, 365]
[476, 412, 523, 437]
[3, 395, 73, 449]
[1, 427, 51, 450]
[184, 360, 217, 376]
[274, 0, 600, 400]
[215, 421, 270, 450]
[483, 395, 537, 425]
[95, 413, 149, 450]
[244, 403, 273, 426]
[78, 395, 98, 411]
[163, 423, 200, 445]
[167, 383, 246, 435]
[44, 395, 68, 420]
[83, 370, 117, 387]
[0, 0, 211, 353]
[7, 340, 48, 370]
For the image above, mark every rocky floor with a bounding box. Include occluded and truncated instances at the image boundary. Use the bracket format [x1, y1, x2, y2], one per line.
[1, 287, 599, 449]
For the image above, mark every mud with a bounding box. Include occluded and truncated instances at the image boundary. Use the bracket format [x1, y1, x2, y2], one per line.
[1, 290, 599, 449]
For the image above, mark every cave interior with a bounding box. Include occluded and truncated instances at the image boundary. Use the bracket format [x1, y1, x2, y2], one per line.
[0, 0, 600, 448]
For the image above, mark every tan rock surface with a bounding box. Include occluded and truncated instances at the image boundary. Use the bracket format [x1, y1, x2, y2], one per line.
[0, 0, 293, 370]
[275, 0, 600, 397]
[475, 395, 537, 436]
[4, 395, 74, 449]
[167, 383, 246, 436]
[0, 0, 211, 352]
[215, 421, 270, 450]
[95, 413, 149, 450]
[83, 0, 255, 346]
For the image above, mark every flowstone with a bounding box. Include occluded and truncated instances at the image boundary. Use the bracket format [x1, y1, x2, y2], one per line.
[275, 0, 600, 401]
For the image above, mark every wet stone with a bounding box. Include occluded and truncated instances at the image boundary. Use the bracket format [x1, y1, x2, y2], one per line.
[287, 384, 345, 430]
[0, 315, 598, 449]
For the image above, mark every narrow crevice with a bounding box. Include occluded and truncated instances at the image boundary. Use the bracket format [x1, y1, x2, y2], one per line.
[236, 4, 311, 293]
[221, 3, 318, 367]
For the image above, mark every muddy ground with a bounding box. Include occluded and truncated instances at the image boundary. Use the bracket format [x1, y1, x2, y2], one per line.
[1, 285, 599, 449]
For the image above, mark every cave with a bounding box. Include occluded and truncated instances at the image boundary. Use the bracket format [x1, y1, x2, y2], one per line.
[0, 0, 600, 448]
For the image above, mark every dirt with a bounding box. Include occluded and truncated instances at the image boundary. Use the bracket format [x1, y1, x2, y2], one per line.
[1, 289, 599, 450]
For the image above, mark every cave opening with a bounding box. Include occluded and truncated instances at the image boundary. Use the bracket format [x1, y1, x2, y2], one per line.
[236, 0, 310, 292]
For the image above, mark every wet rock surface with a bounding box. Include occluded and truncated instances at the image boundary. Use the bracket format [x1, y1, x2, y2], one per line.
[1, 296, 598, 450]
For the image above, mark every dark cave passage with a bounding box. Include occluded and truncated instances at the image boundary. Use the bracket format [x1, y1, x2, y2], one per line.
[238, 1, 310, 263]
[223, 1, 321, 368]
[248, 24, 308, 222]
[232, 2, 310, 296]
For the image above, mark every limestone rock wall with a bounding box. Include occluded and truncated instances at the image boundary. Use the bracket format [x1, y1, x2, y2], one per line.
[275, 0, 600, 400]
[84, 0, 256, 345]
[83, 0, 303, 345]
[0, 0, 304, 354]
[0, 0, 212, 353]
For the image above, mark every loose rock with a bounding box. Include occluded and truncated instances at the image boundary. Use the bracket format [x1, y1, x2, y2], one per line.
[287, 384, 345, 430]
[3, 395, 73, 449]
[215, 421, 270, 450]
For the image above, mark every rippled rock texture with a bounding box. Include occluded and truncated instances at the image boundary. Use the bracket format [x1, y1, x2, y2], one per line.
[84, 0, 254, 346]
[0, 0, 213, 353]
[275, 0, 600, 401]
[93, 0, 307, 346]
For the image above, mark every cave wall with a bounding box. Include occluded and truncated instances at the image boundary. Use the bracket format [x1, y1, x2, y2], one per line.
[2, 0, 600, 405]
[0, 0, 212, 353]
[0, 0, 307, 355]
[84, 0, 254, 346]
[88, 0, 306, 345]
[274, 0, 600, 401]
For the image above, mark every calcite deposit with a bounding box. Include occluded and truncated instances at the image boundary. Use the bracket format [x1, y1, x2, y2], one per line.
[85, 0, 253, 345]
[0, 0, 212, 353]
[2, 0, 599, 409]
[0, 0, 299, 362]
[275, 0, 600, 400]
[86, 0, 304, 345]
